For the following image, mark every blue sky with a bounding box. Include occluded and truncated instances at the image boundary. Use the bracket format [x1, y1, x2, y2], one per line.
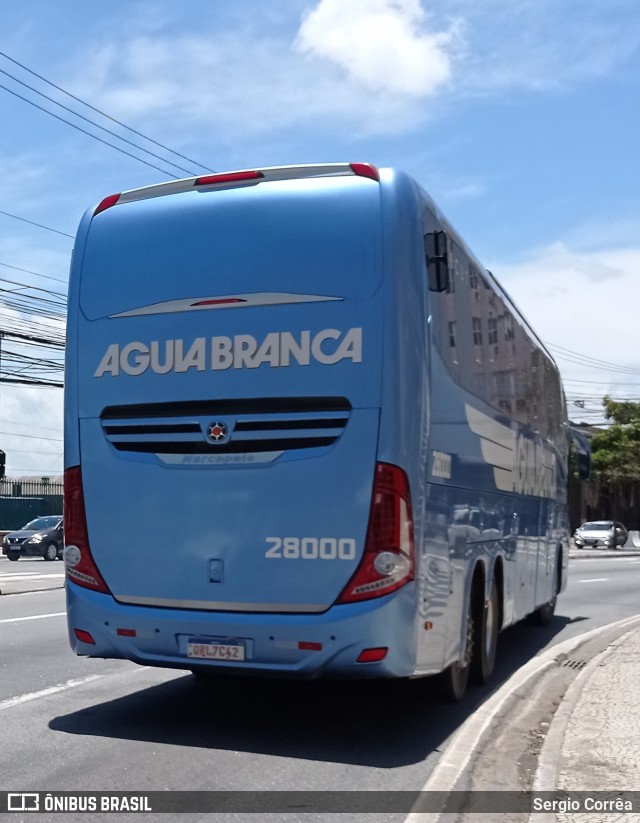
[1, 0, 639, 476]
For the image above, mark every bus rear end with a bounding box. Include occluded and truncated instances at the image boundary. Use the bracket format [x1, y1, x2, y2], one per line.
[64, 164, 418, 679]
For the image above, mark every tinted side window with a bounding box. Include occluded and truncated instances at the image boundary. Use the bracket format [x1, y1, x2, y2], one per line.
[424, 230, 560, 436]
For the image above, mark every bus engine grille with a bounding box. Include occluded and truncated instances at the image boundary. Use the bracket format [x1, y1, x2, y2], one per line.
[100, 397, 351, 457]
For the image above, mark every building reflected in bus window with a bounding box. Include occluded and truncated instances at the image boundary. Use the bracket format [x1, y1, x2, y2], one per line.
[430, 241, 564, 442]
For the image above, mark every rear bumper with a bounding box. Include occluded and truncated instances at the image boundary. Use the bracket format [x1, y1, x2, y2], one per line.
[66, 580, 419, 679]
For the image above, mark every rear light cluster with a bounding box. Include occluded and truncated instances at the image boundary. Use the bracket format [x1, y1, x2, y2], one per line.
[337, 462, 414, 604]
[63, 467, 111, 594]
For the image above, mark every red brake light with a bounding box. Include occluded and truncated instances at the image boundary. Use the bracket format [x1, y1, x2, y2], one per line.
[336, 463, 414, 604]
[194, 171, 264, 186]
[64, 467, 111, 594]
[192, 298, 247, 306]
[94, 193, 121, 216]
[350, 163, 380, 181]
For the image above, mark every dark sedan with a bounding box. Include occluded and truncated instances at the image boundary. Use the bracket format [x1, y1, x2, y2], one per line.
[2, 516, 64, 561]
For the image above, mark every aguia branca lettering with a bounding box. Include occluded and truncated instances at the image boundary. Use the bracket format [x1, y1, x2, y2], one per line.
[94, 328, 363, 377]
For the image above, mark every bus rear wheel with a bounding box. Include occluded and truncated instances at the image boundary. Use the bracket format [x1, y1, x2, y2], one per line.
[438, 610, 474, 702]
[530, 551, 560, 626]
[470, 579, 499, 684]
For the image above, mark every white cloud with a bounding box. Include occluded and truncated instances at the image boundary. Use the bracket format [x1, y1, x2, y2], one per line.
[294, 0, 460, 97]
[0, 383, 63, 478]
[58, 0, 639, 145]
[495, 242, 640, 392]
[61, 2, 466, 142]
[71, 32, 438, 141]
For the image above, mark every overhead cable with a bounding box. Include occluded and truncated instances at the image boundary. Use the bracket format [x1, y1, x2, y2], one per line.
[0, 65, 199, 177]
[0, 81, 182, 179]
[0, 50, 212, 173]
[0, 260, 68, 286]
[0, 208, 74, 239]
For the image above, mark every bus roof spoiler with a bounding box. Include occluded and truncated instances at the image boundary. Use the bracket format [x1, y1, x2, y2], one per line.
[94, 163, 380, 216]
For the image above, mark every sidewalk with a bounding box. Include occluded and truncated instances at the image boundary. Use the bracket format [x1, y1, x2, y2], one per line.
[533, 625, 640, 821]
[539, 533, 640, 819]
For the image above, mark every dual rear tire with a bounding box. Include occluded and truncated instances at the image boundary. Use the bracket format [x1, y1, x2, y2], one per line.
[439, 579, 499, 702]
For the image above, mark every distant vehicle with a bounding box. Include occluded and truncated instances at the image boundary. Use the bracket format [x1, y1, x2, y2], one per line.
[2, 516, 64, 561]
[573, 520, 627, 549]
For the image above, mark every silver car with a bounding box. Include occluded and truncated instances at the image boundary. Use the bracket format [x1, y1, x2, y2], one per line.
[573, 520, 627, 549]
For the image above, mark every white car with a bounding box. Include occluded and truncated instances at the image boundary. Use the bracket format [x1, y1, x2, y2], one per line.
[573, 520, 627, 549]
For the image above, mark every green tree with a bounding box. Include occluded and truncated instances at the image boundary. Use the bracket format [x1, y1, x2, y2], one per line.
[589, 397, 640, 523]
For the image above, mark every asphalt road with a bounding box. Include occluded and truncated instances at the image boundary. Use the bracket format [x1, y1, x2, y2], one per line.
[1, 554, 639, 822]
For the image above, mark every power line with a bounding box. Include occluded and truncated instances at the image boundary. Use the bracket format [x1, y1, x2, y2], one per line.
[0, 376, 63, 387]
[0, 417, 62, 434]
[547, 343, 640, 376]
[4, 448, 63, 456]
[0, 276, 66, 300]
[0, 81, 182, 179]
[564, 378, 640, 386]
[0, 261, 68, 286]
[0, 50, 212, 174]
[0, 208, 74, 239]
[0, 65, 200, 178]
[4, 467, 63, 475]
[555, 355, 640, 376]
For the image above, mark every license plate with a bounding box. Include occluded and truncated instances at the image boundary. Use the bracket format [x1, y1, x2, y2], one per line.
[187, 638, 246, 661]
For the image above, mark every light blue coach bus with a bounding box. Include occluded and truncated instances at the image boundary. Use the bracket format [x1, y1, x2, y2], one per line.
[64, 163, 569, 700]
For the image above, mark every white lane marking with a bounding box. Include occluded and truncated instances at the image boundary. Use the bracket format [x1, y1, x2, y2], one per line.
[578, 578, 608, 583]
[0, 612, 66, 624]
[0, 667, 154, 713]
[2, 589, 65, 598]
[571, 556, 640, 560]
[0, 675, 103, 711]
[1, 573, 64, 580]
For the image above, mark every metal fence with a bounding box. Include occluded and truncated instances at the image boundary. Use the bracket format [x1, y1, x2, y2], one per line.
[0, 478, 63, 531]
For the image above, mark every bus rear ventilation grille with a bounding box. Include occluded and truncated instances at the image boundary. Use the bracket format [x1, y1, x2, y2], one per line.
[100, 396, 351, 456]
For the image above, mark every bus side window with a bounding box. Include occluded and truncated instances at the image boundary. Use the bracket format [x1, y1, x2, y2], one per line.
[424, 231, 449, 292]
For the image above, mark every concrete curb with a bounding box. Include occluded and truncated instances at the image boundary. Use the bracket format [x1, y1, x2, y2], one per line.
[529, 622, 640, 823]
[406, 614, 640, 823]
[569, 549, 640, 559]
